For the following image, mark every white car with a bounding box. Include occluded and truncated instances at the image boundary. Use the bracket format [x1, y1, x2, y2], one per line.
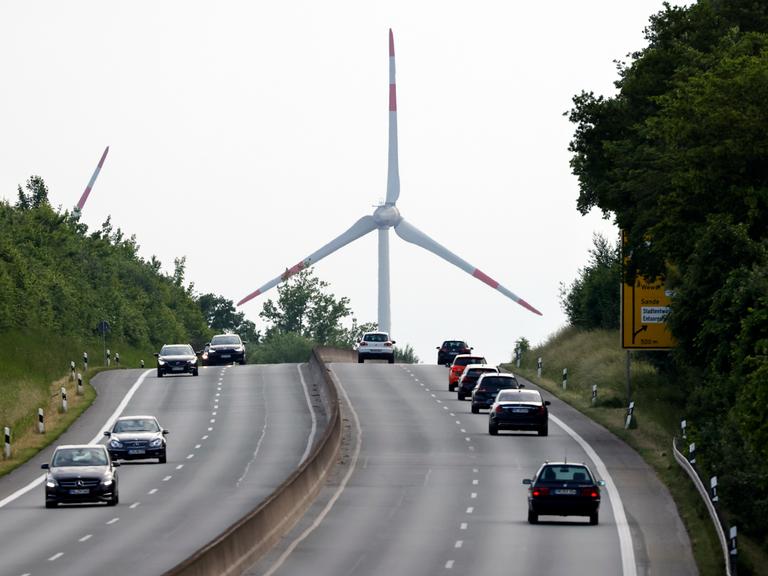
[355, 331, 396, 364]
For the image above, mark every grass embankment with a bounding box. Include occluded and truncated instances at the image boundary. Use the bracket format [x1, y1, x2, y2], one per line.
[505, 327, 767, 576]
[0, 329, 156, 476]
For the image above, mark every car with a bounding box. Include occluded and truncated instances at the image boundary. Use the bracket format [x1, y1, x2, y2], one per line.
[448, 354, 487, 391]
[456, 364, 499, 400]
[522, 461, 604, 525]
[436, 340, 472, 365]
[470, 373, 523, 413]
[355, 331, 396, 364]
[155, 343, 199, 377]
[41, 444, 120, 508]
[488, 388, 550, 436]
[104, 415, 169, 463]
[202, 333, 246, 366]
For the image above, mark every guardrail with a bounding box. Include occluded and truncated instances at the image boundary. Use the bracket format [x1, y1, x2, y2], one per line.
[672, 436, 733, 576]
[162, 347, 351, 576]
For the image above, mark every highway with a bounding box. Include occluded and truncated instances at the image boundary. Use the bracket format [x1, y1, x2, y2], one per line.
[249, 363, 698, 576]
[0, 364, 319, 576]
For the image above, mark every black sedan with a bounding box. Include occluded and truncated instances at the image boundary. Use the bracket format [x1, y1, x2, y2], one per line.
[457, 364, 499, 400]
[488, 389, 550, 435]
[522, 462, 604, 525]
[470, 373, 523, 413]
[155, 343, 198, 377]
[436, 340, 472, 365]
[202, 333, 246, 366]
[104, 415, 168, 463]
[42, 445, 119, 507]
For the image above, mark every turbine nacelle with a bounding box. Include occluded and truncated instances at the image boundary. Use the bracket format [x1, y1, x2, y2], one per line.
[373, 204, 402, 228]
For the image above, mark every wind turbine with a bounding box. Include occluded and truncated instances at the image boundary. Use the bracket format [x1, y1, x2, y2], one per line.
[237, 30, 541, 332]
[72, 146, 109, 219]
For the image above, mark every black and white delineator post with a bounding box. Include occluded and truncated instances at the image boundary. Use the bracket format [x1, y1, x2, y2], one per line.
[115, 352, 120, 368]
[562, 368, 567, 390]
[711, 476, 719, 503]
[38, 408, 45, 434]
[689, 442, 696, 464]
[61, 387, 68, 413]
[537, 357, 542, 379]
[70, 360, 75, 381]
[83, 351, 89, 372]
[729, 526, 737, 562]
[4, 427, 10, 459]
[77, 373, 83, 396]
[515, 347, 521, 369]
[681, 419, 687, 439]
[106, 348, 111, 367]
[140, 359, 145, 368]
[591, 384, 598, 407]
[625, 401, 635, 429]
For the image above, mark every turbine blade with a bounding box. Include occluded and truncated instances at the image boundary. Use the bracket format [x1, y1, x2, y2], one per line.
[76, 146, 110, 211]
[237, 215, 378, 306]
[385, 29, 400, 205]
[394, 218, 542, 315]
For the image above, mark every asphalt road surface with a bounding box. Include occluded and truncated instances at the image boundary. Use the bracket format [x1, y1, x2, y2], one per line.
[250, 363, 697, 576]
[0, 363, 318, 576]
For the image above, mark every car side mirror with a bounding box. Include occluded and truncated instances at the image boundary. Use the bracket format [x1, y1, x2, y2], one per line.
[544, 400, 551, 406]
[112, 461, 121, 467]
[518, 383, 525, 388]
[598, 480, 606, 486]
[391, 340, 396, 345]
[436, 346, 440, 350]
[153, 352, 159, 357]
[522, 478, 532, 485]
[162, 429, 169, 435]
[41, 463, 49, 470]
[103, 431, 111, 437]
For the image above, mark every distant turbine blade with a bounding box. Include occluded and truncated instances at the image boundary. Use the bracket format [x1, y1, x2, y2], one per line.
[76, 146, 110, 211]
[385, 29, 400, 205]
[394, 218, 542, 315]
[237, 215, 378, 306]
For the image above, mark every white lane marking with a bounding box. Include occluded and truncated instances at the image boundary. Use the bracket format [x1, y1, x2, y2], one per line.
[212, 412, 217, 416]
[550, 413, 637, 576]
[148, 489, 158, 495]
[0, 369, 153, 509]
[261, 367, 362, 576]
[424, 468, 432, 486]
[454, 541, 463, 549]
[297, 364, 318, 465]
[106, 517, 119, 525]
[468, 446, 475, 452]
[48, 552, 64, 561]
[162, 475, 172, 481]
[450, 413, 456, 417]
[176, 464, 184, 470]
[455, 421, 461, 425]
[186, 454, 194, 460]
[471, 492, 477, 499]
[195, 444, 201, 449]
[466, 507, 474, 514]
[472, 479, 478, 485]
[431, 394, 436, 398]
[210, 419, 216, 423]
[443, 406, 449, 410]
[208, 427, 214, 431]
[460, 522, 468, 530]
[465, 437, 471, 442]
[445, 560, 455, 569]
[460, 429, 466, 433]
[473, 468, 478, 473]
[79, 534, 92, 542]
[436, 400, 442, 404]
[425, 388, 431, 392]
[201, 435, 209, 440]
[130, 502, 140, 509]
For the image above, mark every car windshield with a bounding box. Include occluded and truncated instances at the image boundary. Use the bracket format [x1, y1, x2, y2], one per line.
[211, 335, 240, 345]
[538, 465, 593, 483]
[363, 333, 389, 343]
[496, 389, 542, 403]
[114, 418, 159, 433]
[52, 447, 108, 467]
[443, 341, 467, 350]
[161, 345, 193, 356]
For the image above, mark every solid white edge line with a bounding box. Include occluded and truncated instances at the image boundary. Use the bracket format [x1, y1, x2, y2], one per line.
[297, 364, 318, 465]
[261, 366, 362, 576]
[549, 413, 637, 576]
[0, 369, 153, 509]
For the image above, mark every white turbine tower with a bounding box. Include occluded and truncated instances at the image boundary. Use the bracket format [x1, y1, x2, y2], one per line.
[72, 146, 109, 219]
[238, 30, 541, 332]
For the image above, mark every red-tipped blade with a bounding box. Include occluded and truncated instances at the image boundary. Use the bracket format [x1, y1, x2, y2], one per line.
[76, 146, 110, 211]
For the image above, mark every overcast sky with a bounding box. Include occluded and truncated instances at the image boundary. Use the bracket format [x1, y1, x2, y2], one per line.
[1, 1, 672, 365]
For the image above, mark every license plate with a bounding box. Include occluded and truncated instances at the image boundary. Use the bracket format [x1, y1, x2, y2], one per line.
[172, 366, 183, 371]
[69, 489, 89, 495]
[512, 408, 528, 413]
[554, 488, 577, 495]
[128, 449, 145, 455]
[221, 354, 231, 359]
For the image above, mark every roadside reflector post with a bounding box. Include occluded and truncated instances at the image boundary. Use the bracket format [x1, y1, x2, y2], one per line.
[106, 348, 111, 367]
[711, 476, 719, 503]
[115, 352, 120, 368]
[140, 359, 145, 368]
[624, 401, 635, 429]
[4, 427, 10, 459]
[689, 442, 696, 465]
[77, 373, 83, 396]
[729, 526, 738, 564]
[69, 360, 75, 381]
[562, 368, 567, 390]
[83, 351, 88, 372]
[591, 384, 598, 407]
[38, 408, 45, 434]
[681, 419, 687, 439]
[537, 357, 542, 379]
[61, 387, 68, 413]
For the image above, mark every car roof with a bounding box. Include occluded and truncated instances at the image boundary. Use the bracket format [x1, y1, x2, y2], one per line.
[54, 444, 107, 451]
[362, 331, 389, 337]
[464, 364, 496, 370]
[115, 415, 158, 421]
[496, 389, 542, 402]
[479, 372, 516, 378]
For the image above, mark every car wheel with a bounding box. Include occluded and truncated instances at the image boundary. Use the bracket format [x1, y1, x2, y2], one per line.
[388, 357, 394, 364]
[193, 368, 199, 376]
[489, 422, 498, 436]
[528, 509, 538, 524]
[589, 512, 598, 525]
[538, 425, 548, 437]
[457, 391, 465, 401]
[159, 452, 167, 464]
[157, 369, 163, 378]
[45, 501, 57, 509]
[449, 383, 455, 391]
[471, 404, 479, 414]
[108, 492, 119, 506]
[358, 356, 364, 364]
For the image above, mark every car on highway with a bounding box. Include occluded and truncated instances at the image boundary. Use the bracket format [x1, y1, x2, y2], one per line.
[104, 415, 169, 463]
[41, 444, 120, 508]
[201, 333, 247, 365]
[488, 388, 550, 436]
[448, 354, 487, 391]
[436, 340, 472, 365]
[470, 372, 523, 413]
[355, 331, 396, 364]
[522, 461, 604, 525]
[457, 364, 499, 400]
[155, 343, 199, 377]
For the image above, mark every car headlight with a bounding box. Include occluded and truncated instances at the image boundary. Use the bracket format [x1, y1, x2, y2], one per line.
[189, 358, 197, 365]
[109, 439, 123, 448]
[158, 359, 166, 365]
[46, 477, 57, 488]
[149, 438, 163, 448]
[102, 478, 113, 487]
[235, 346, 244, 352]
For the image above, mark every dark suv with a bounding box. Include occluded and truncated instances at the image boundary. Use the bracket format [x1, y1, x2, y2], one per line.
[202, 334, 246, 366]
[436, 340, 472, 365]
[457, 364, 498, 400]
[155, 344, 198, 377]
[470, 373, 522, 413]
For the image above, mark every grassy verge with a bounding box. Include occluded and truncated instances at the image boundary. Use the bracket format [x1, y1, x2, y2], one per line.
[506, 326, 766, 576]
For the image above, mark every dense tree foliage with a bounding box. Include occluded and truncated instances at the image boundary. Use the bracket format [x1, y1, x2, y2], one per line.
[568, 0, 768, 541]
[197, 293, 260, 344]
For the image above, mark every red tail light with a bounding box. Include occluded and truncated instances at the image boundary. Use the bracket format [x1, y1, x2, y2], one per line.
[538, 405, 546, 415]
[359, 342, 367, 347]
[580, 488, 600, 498]
[385, 342, 392, 347]
[495, 405, 503, 414]
[532, 486, 549, 497]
